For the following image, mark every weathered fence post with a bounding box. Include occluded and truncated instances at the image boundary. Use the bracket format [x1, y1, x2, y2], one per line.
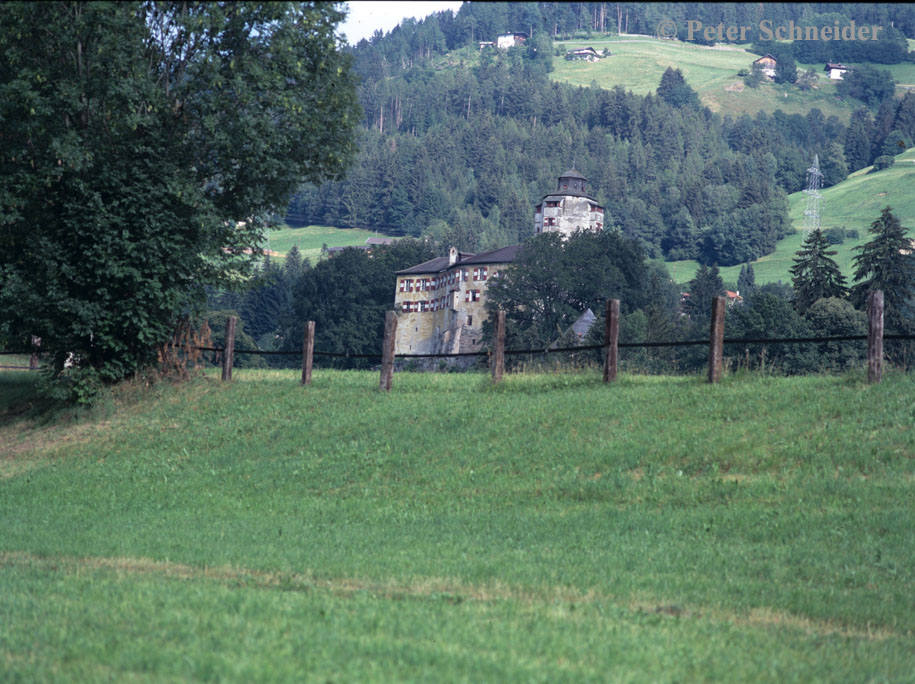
[603, 299, 620, 383]
[301, 321, 315, 386]
[221, 315, 236, 382]
[29, 335, 40, 371]
[867, 290, 884, 384]
[492, 309, 506, 383]
[708, 296, 726, 384]
[380, 310, 397, 391]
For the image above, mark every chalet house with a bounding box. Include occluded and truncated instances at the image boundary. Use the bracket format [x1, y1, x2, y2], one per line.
[393, 245, 521, 357]
[478, 41, 494, 50]
[824, 62, 850, 80]
[496, 32, 527, 49]
[533, 170, 605, 237]
[566, 46, 603, 61]
[752, 54, 777, 78]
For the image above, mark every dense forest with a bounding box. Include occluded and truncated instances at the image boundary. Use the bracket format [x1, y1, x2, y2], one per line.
[286, 2, 915, 267]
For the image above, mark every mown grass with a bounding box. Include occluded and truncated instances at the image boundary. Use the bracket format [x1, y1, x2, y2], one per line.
[551, 37, 860, 122]
[263, 224, 391, 262]
[1, 368, 914, 681]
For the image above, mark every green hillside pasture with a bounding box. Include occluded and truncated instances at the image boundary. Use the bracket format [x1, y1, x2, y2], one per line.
[2, 370, 914, 681]
[552, 38, 858, 122]
[668, 148, 915, 285]
[264, 225, 390, 262]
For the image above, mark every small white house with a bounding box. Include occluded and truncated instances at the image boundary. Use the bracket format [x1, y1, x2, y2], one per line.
[824, 62, 850, 80]
[496, 32, 527, 49]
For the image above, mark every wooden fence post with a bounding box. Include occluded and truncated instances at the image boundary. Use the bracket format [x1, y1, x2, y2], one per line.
[492, 309, 505, 383]
[221, 315, 236, 382]
[29, 335, 40, 371]
[867, 290, 883, 384]
[708, 296, 726, 384]
[603, 299, 620, 383]
[301, 321, 315, 386]
[380, 310, 397, 391]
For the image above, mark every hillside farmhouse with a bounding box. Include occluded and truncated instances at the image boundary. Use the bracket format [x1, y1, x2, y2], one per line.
[394, 171, 605, 358]
[752, 54, 777, 78]
[566, 46, 604, 61]
[824, 62, 850, 79]
[496, 32, 527, 49]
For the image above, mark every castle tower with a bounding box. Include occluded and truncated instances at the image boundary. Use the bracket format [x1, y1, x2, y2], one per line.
[533, 170, 605, 237]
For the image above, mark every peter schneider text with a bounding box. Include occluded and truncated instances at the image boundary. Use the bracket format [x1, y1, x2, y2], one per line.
[686, 20, 883, 42]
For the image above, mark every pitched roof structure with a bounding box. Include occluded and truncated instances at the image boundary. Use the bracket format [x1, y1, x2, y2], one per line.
[395, 245, 521, 275]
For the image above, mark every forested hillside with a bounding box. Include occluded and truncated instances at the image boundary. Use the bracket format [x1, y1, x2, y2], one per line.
[286, 2, 915, 267]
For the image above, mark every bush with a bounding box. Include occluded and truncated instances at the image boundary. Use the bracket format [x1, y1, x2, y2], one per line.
[872, 155, 895, 171]
[824, 227, 846, 245]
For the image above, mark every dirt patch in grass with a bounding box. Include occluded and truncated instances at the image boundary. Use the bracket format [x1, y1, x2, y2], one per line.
[1, 551, 902, 641]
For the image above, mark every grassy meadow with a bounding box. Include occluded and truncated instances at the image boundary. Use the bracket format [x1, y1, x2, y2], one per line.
[551, 37, 861, 122]
[264, 224, 392, 262]
[2, 368, 914, 681]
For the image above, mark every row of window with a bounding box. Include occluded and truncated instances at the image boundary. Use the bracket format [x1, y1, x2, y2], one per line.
[398, 267, 488, 293]
[401, 290, 482, 313]
[535, 202, 604, 213]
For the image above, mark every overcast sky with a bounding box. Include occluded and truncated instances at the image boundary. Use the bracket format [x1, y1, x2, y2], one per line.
[338, 1, 464, 45]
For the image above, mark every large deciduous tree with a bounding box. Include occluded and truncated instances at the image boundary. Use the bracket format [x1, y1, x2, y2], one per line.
[789, 229, 847, 314]
[0, 1, 359, 399]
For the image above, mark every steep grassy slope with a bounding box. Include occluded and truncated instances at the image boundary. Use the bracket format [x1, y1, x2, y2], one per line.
[669, 147, 915, 285]
[1, 369, 914, 680]
[552, 37, 863, 121]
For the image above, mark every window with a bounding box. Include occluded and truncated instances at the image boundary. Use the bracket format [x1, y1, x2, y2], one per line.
[479, 267, 487, 281]
[545, 217, 556, 227]
[402, 301, 410, 312]
[465, 290, 480, 302]
[546, 200, 560, 208]
[467, 315, 473, 326]
[424, 278, 431, 290]
[404, 279, 413, 293]
[473, 267, 487, 281]
[461, 269, 468, 282]
[399, 280, 406, 292]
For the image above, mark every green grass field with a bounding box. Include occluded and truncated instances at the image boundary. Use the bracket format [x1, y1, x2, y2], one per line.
[552, 37, 863, 122]
[2, 369, 914, 681]
[264, 225, 393, 262]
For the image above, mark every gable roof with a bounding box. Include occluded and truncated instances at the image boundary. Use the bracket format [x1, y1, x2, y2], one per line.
[395, 245, 521, 275]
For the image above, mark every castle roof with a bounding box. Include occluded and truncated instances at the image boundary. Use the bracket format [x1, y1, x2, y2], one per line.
[395, 245, 521, 275]
[559, 169, 586, 180]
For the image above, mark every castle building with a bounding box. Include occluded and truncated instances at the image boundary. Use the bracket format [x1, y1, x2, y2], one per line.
[533, 170, 605, 237]
[393, 172, 606, 358]
[394, 244, 520, 357]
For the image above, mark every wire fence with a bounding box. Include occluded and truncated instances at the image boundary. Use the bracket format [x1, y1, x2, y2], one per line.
[4, 292, 913, 386]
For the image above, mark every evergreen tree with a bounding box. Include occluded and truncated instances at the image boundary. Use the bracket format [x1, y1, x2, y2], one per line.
[684, 264, 724, 323]
[656, 67, 700, 109]
[738, 263, 756, 296]
[789, 229, 848, 314]
[851, 207, 915, 332]
[773, 53, 797, 85]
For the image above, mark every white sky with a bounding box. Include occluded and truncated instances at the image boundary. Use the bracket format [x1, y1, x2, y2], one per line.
[338, 1, 464, 45]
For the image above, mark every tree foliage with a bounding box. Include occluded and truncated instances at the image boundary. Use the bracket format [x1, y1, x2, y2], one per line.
[0, 1, 360, 399]
[851, 207, 915, 332]
[485, 231, 649, 351]
[790, 229, 848, 314]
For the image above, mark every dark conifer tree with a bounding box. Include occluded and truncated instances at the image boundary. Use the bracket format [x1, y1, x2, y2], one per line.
[851, 207, 915, 332]
[790, 229, 848, 314]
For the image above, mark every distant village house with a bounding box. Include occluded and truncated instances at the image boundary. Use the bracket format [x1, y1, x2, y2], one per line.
[565, 46, 605, 62]
[824, 62, 850, 80]
[496, 32, 527, 49]
[752, 54, 777, 78]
